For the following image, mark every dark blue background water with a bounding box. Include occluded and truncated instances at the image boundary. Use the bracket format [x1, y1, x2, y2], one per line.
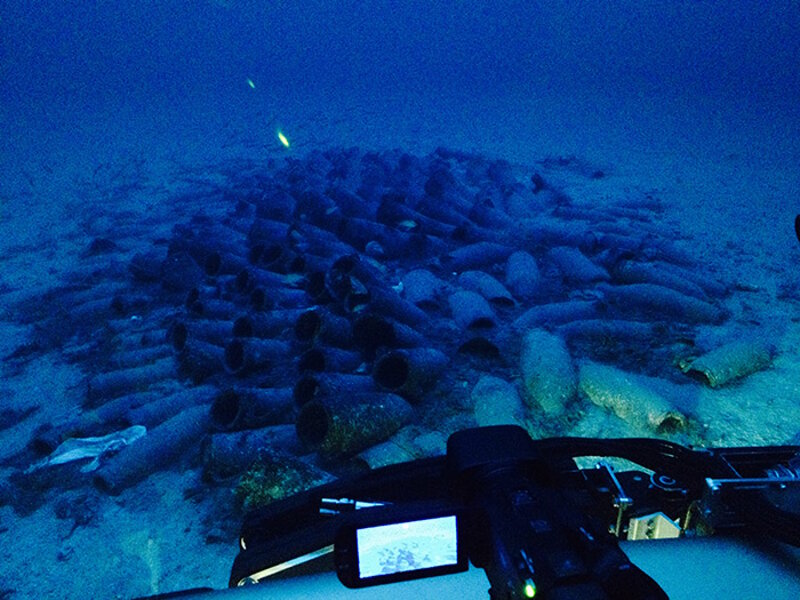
[5, 1, 799, 103]
[4, 1, 799, 143]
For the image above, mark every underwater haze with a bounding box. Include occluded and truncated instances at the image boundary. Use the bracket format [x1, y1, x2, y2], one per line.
[4, 1, 799, 170]
[2, 1, 800, 599]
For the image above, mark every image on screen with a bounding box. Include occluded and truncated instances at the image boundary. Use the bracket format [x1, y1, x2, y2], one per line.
[356, 515, 458, 579]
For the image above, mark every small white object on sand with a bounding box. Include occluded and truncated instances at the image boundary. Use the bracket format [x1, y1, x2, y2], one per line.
[26, 425, 147, 474]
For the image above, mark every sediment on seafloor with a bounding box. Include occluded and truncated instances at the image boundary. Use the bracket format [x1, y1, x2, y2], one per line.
[4, 147, 748, 503]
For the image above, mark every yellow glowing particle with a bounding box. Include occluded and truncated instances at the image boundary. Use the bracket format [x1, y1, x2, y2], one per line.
[277, 130, 290, 148]
[246, 78, 255, 89]
[523, 581, 537, 598]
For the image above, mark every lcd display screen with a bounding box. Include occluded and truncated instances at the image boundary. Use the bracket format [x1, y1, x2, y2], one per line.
[355, 515, 459, 579]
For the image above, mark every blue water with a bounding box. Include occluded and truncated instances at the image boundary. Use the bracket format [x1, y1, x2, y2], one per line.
[2, 2, 800, 599]
[5, 2, 799, 105]
[3, 1, 799, 171]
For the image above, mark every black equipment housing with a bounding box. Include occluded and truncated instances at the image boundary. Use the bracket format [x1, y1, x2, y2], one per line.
[229, 426, 800, 599]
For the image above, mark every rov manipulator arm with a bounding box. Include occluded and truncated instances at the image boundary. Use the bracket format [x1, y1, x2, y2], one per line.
[230, 425, 800, 597]
[446, 426, 800, 599]
[447, 426, 669, 600]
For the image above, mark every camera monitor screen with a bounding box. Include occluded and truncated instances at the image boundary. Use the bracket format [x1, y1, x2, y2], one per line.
[356, 515, 460, 579]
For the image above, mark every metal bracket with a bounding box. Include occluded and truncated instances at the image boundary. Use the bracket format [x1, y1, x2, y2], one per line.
[627, 512, 681, 540]
[596, 461, 633, 537]
[700, 475, 800, 527]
